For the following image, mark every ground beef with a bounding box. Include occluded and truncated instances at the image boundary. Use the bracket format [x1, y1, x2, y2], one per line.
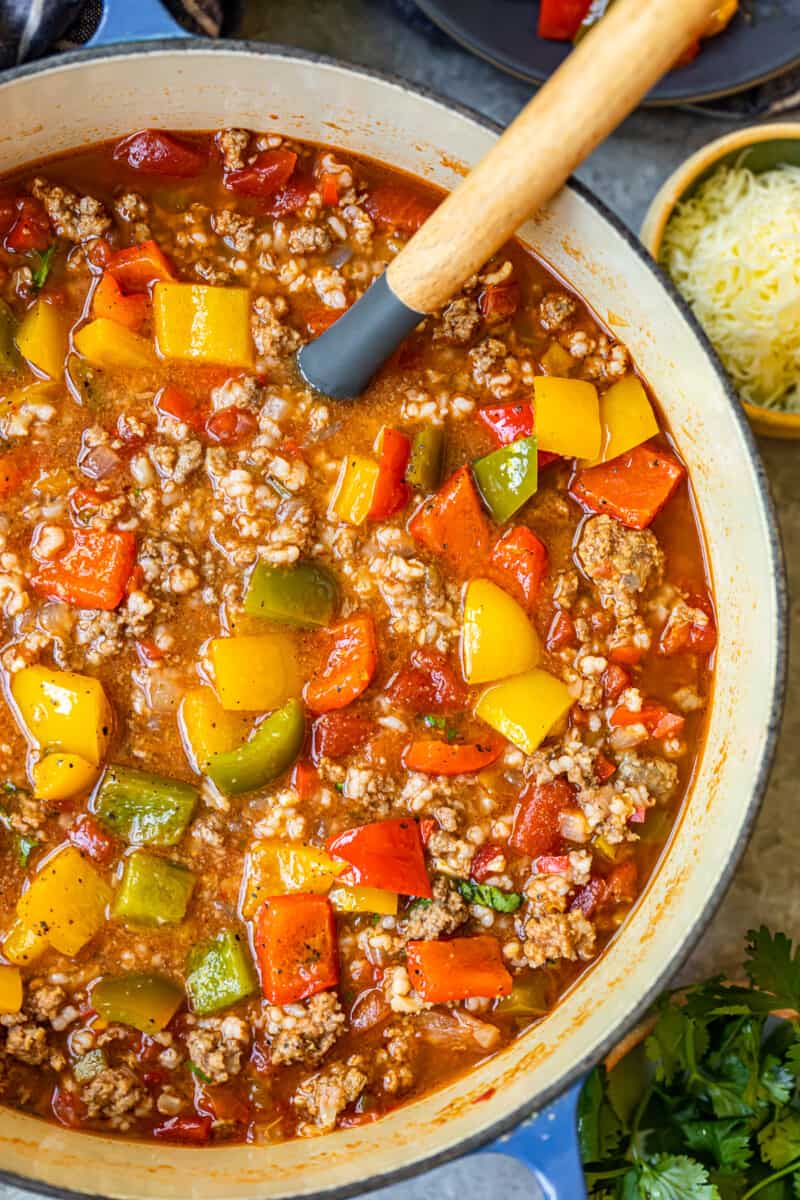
[374, 1022, 416, 1095]
[402, 876, 468, 941]
[519, 911, 596, 970]
[538, 291, 577, 331]
[212, 209, 256, 252]
[265, 992, 345, 1067]
[81, 1066, 152, 1124]
[215, 128, 250, 171]
[292, 1054, 369, 1134]
[27, 984, 66, 1024]
[434, 297, 480, 345]
[425, 829, 475, 878]
[5, 1023, 49, 1066]
[185, 1016, 250, 1084]
[616, 752, 678, 803]
[31, 177, 111, 243]
[577, 516, 664, 598]
[251, 294, 302, 366]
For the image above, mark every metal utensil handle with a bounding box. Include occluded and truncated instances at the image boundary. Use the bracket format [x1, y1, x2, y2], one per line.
[87, 0, 188, 47]
[478, 1080, 587, 1200]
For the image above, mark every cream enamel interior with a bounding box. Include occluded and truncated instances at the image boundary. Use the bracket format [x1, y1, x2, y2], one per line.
[0, 47, 783, 1200]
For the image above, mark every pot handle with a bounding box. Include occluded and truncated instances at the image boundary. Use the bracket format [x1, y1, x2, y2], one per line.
[476, 1079, 587, 1199]
[87, 0, 188, 47]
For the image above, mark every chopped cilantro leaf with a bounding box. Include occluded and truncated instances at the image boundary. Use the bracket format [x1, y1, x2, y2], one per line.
[15, 835, 37, 867]
[422, 714, 446, 730]
[456, 878, 521, 913]
[334, 781, 344, 794]
[187, 1061, 212, 1084]
[31, 245, 55, 290]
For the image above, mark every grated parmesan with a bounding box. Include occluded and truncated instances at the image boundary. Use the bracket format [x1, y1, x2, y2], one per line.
[660, 162, 800, 411]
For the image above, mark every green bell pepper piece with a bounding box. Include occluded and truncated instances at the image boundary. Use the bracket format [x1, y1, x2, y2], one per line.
[112, 851, 195, 926]
[0, 300, 20, 374]
[244, 560, 338, 629]
[206, 697, 304, 796]
[472, 435, 539, 524]
[405, 427, 444, 492]
[92, 972, 184, 1034]
[92, 766, 198, 847]
[186, 929, 257, 1016]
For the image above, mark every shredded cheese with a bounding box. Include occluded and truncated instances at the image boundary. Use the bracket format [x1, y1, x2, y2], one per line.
[660, 162, 800, 411]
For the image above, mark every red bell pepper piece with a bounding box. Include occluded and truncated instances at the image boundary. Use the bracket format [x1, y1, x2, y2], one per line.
[570, 442, 686, 530]
[291, 761, 320, 801]
[91, 273, 149, 331]
[0, 453, 22, 500]
[5, 197, 50, 253]
[402, 734, 504, 776]
[31, 528, 136, 611]
[488, 525, 548, 612]
[364, 184, 438, 233]
[537, 0, 592, 40]
[113, 130, 208, 177]
[546, 609, 576, 650]
[204, 406, 257, 445]
[610, 702, 685, 740]
[406, 935, 512, 1003]
[659, 594, 717, 657]
[155, 385, 206, 432]
[305, 614, 378, 714]
[510, 778, 573, 858]
[478, 402, 534, 445]
[387, 647, 470, 713]
[69, 814, 117, 865]
[153, 1115, 213, 1144]
[368, 428, 412, 520]
[478, 281, 520, 322]
[266, 172, 315, 217]
[470, 843, 505, 883]
[224, 148, 298, 197]
[311, 709, 375, 763]
[326, 818, 432, 898]
[409, 466, 491, 577]
[255, 893, 339, 1004]
[107, 240, 175, 293]
[601, 663, 631, 703]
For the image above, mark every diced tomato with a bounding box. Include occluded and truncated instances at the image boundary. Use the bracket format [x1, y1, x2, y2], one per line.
[153, 1115, 213, 1144]
[608, 644, 642, 666]
[5, 197, 50, 253]
[225, 149, 298, 198]
[409, 466, 491, 578]
[659, 595, 717, 658]
[86, 238, 113, 271]
[92, 273, 149, 331]
[107, 240, 175, 292]
[387, 648, 469, 713]
[478, 403, 534, 447]
[305, 307, 345, 337]
[266, 172, 316, 217]
[319, 172, 340, 206]
[204, 406, 257, 445]
[602, 663, 631, 703]
[537, 0, 592, 39]
[69, 814, 117, 865]
[0, 453, 22, 499]
[570, 443, 686, 530]
[594, 753, 617, 783]
[407, 935, 512, 1003]
[488, 525, 548, 612]
[510, 779, 574, 858]
[364, 184, 438, 233]
[255, 893, 339, 1005]
[305, 614, 378, 714]
[311, 710, 375, 763]
[606, 859, 638, 904]
[546, 609, 576, 651]
[51, 1085, 86, 1129]
[402, 734, 505, 776]
[368, 428, 411, 520]
[568, 877, 607, 918]
[609, 702, 685, 740]
[327, 818, 431, 898]
[470, 843, 505, 883]
[418, 817, 437, 847]
[156, 385, 206, 432]
[478, 281, 520, 323]
[291, 761, 320, 801]
[31, 528, 136, 611]
[113, 130, 208, 177]
[533, 854, 572, 875]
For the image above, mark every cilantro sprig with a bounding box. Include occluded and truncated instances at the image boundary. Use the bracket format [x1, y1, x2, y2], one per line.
[581, 928, 800, 1198]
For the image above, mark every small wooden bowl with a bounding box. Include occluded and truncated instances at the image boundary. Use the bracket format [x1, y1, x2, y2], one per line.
[640, 123, 800, 439]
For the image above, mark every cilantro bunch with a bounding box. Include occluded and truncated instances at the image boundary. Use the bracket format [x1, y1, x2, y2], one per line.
[580, 929, 800, 1198]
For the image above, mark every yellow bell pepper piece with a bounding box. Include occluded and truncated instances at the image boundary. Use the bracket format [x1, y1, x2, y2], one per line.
[329, 884, 398, 916]
[179, 686, 252, 772]
[0, 964, 23, 1014]
[153, 282, 253, 367]
[475, 668, 573, 755]
[2, 919, 50, 966]
[15, 299, 67, 380]
[32, 752, 100, 802]
[73, 318, 154, 370]
[11, 665, 112, 766]
[330, 455, 379, 525]
[241, 840, 344, 917]
[533, 376, 601, 460]
[588, 375, 659, 466]
[210, 635, 300, 712]
[461, 578, 541, 685]
[17, 845, 111, 957]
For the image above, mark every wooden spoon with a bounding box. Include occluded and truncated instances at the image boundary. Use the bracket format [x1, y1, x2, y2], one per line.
[298, 0, 720, 398]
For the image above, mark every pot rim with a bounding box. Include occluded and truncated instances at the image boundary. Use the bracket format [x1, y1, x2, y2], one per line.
[0, 38, 788, 1200]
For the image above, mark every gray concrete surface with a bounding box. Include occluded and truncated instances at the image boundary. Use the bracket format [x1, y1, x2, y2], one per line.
[2, 3, 797, 1198]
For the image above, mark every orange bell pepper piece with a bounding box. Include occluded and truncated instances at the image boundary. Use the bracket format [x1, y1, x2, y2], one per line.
[92, 273, 149, 331]
[326, 818, 432, 898]
[107, 239, 175, 294]
[570, 442, 685, 530]
[409, 465, 491, 577]
[254, 893, 338, 1005]
[402, 734, 505, 776]
[407, 935, 512, 1003]
[304, 613, 377, 713]
[31, 528, 136, 611]
[488, 526, 549, 612]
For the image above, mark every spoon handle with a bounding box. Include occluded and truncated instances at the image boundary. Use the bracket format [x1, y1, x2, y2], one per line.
[387, 0, 718, 315]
